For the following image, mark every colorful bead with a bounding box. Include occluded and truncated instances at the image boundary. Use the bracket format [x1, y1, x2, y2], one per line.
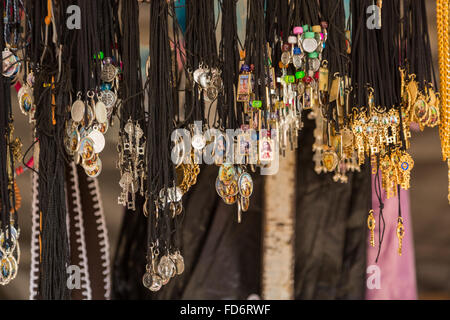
[293, 26, 303, 35]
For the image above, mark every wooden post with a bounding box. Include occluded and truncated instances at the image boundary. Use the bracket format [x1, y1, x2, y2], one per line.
[262, 148, 296, 300]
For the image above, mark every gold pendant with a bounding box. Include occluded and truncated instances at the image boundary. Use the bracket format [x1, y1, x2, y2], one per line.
[396, 217, 405, 256]
[367, 210, 376, 247]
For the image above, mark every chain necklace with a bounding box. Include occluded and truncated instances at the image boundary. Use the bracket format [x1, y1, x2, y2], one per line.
[437, 0, 450, 203]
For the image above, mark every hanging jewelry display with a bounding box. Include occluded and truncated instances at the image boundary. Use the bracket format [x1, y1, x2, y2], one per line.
[23, 0, 118, 300]
[0, 0, 444, 297]
[64, 0, 121, 179]
[144, 0, 183, 292]
[0, 0, 25, 285]
[117, 0, 145, 211]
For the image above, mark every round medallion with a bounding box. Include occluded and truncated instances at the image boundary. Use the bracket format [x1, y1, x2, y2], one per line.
[302, 38, 318, 53]
[18, 85, 33, 114]
[142, 272, 153, 288]
[192, 134, 206, 150]
[414, 99, 428, 120]
[157, 255, 176, 280]
[172, 252, 185, 275]
[84, 158, 102, 178]
[101, 63, 118, 83]
[309, 58, 321, 72]
[281, 51, 291, 66]
[205, 86, 218, 101]
[238, 173, 253, 198]
[149, 274, 163, 292]
[88, 130, 105, 153]
[292, 54, 302, 69]
[428, 106, 439, 126]
[65, 129, 80, 154]
[99, 90, 117, 108]
[124, 121, 134, 135]
[95, 101, 108, 123]
[71, 100, 86, 122]
[79, 137, 95, 161]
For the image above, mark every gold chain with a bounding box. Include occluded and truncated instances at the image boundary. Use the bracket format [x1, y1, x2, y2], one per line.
[437, 0, 450, 203]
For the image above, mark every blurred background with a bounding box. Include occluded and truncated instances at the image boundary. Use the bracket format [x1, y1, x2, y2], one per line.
[0, 0, 448, 299]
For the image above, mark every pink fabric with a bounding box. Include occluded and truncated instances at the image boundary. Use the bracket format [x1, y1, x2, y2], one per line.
[365, 173, 418, 300]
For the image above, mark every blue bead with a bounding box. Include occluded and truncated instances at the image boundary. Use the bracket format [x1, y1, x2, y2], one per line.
[241, 64, 250, 73]
[101, 83, 112, 91]
[293, 47, 301, 55]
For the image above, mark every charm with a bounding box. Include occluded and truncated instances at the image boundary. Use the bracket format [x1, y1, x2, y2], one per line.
[322, 149, 339, 172]
[238, 172, 253, 198]
[101, 61, 118, 83]
[396, 217, 405, 256]
[94, 101, 108, 124]
[2, 49, 20, 78]
[71, 98, 86, 123]
[171, 251, 185, 275]
[367, 210, 376, 247]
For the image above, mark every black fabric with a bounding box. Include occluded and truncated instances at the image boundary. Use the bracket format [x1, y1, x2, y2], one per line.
[112, 119, 370, 300]
[294, 120, 369, 300]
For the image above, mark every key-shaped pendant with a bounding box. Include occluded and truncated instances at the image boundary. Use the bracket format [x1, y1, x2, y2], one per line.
[396, 217, 405, 255]
[135, 124, 145, 156]
[124, 120, 134, 152]
[367, 210, 376, 247]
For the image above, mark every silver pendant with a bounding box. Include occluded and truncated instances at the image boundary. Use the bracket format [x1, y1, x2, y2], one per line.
[142, 272, 153, 289]
[281, 51, 291, 65]
[94, 101, 108, 124]
[157, 255, 176, 281]
[309, 58, 321, 72]
[292, 54, 303, 69]
[101, 63, 118, 83]
[71, 100, 86, 122]
[172, 252, 185, 275]
[149, 274, 163, 292]
[302, 38, 318, 53]
[99, 89, 117, 108]
[199, 72, 210, 89]
[88, 129, 105, 153]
